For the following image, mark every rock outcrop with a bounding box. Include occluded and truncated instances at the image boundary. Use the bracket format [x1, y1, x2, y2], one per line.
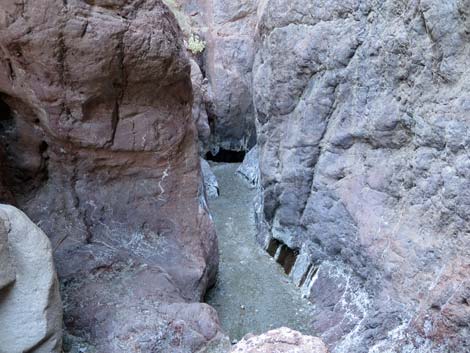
[0, 0, 222, 351]
[201, 158, 219, 199]
[202, 0, 258, 152]
[230, 328, 329, 353]
[236, 146, 259, 188]
[253, 0, 470, 352]
[0, 204, 62, 353]
[191, 59, 211, 151]
[174, 0, 258, 153]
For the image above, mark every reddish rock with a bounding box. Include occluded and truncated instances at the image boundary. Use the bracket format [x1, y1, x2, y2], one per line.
[230, 328, 329, 353]
[0, 0, 221, 351]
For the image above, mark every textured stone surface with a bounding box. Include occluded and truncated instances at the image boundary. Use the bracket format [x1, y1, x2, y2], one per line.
[191, 59, 211, 152]
[236, 145, 259, 188]
[176, 0, 258, 153]
[0, 210, 15, 290]
[0, 0, 222, 351]
[230, 328, 329, 353]
[253, 0, 470, 352]
[0, 204, 62, 353]
[201, 158, 219, 199]
[203, 0, 258, 152]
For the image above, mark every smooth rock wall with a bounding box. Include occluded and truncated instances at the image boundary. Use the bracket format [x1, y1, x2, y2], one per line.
[0, 204, 62, 353]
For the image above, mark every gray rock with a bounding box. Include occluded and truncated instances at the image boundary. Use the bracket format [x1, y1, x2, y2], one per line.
[236, 145, 259, 188]
[201, 158, 220, 199]
[0, 204, 62, 353]
[253, 0, 470, 352]
[204, 0, 258, 152]
[176, 0, 258, 152]
[0, 218, 15, 290]
[191, 59, 211, 152]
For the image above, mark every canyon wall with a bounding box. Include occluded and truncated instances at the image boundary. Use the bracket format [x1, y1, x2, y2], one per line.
[0, 0, 468, 352]
[0, 0, 223, 351]
[253, 0, 470, 352]
[176, 0, 258, 153]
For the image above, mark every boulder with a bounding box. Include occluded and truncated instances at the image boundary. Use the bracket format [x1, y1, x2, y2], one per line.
[0, 204, 62, 353]
[230, 328, 329, 353]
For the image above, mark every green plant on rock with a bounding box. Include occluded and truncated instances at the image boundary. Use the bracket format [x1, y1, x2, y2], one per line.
[188, 34, 206, 54]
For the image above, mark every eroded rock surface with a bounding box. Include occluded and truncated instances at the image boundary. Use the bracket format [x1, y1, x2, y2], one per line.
[175, 0, 258, 153]
[236, 145, 259, 188]
[0, 204, 62, 353]
[203, 0, 258, 152]
[201, 158, 219, 199]
[230, 328, 329, 353]
[253, 0, 470, 352]
[0, 0, 222, 351]
[191, 59, 211, 151]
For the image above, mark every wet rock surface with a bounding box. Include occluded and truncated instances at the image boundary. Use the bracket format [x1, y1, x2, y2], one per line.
[253, 0, 470, 352]
[0, 204, 62, 353]
[206, 163, 313, 341]
[0, 1, 221, 351]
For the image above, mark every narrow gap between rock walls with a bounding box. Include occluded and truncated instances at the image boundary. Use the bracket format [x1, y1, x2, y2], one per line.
[205, 148, 246, 163]
[203, 161, 314, 343]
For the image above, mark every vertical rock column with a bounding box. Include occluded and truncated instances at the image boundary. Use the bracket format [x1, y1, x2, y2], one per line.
[0, 0, 223, 351]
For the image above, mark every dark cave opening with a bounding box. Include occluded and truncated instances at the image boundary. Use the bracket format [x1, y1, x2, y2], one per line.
[0, 96, 13, 125]
[0, 95, 49, 197]
[266, 238, 299, 275]
[205, 148, 246, 163]
[0, 96, 15, 203]
[267, 238, 282, 257]
[0, 95, 14, 156]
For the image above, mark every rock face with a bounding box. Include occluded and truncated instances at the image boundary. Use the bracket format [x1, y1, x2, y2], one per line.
[253, 0, 470, 352]
[203, 0, 258, 152]
[230, 328, 329, 353]
[0, 204, 62, 353]
[236, 145, 259, 188]
[0, 0, 222, 351]
[191, 59, 211, 151]
[176, 0, 258, 153]
[201, 158, 219, 199]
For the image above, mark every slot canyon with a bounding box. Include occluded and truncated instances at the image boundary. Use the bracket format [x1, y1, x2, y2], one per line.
[0, 0, 469, 353]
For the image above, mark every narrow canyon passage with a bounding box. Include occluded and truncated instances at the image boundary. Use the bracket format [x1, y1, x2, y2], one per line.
[205, 163, 313, 341]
